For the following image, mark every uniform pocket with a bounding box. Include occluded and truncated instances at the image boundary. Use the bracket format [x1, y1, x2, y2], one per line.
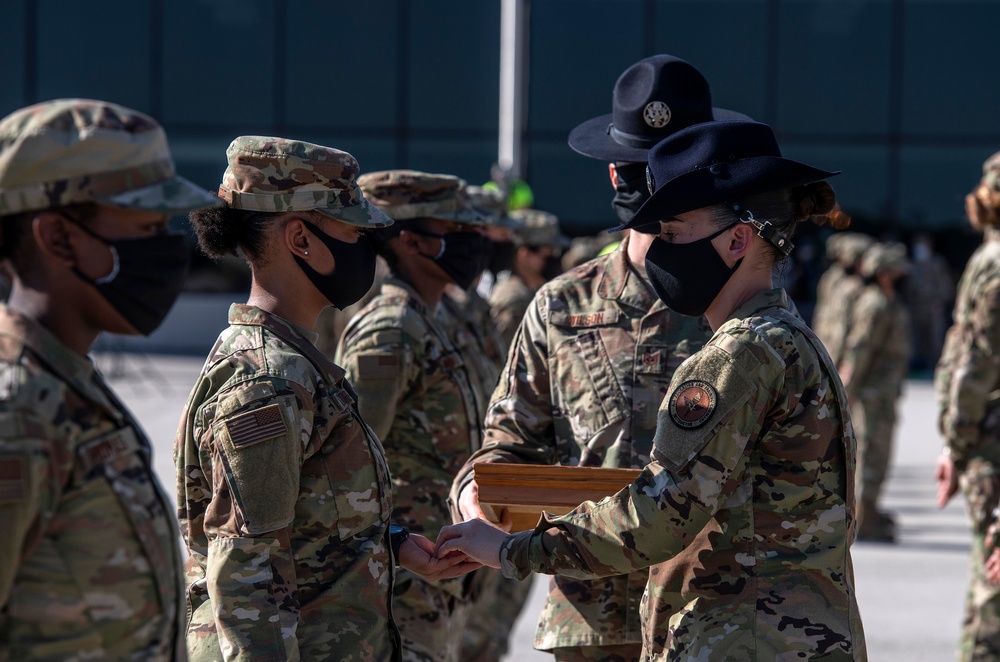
[552, 330, 629, 439]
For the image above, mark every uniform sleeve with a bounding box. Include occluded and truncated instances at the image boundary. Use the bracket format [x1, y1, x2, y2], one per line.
[204, 380, 307, 661]
[336, 325, 415, 441]
[499, 335, 773, 580]
[940, 278, 1000, 464]
[0, 407, 64, 607]
[451, 297, 560, 505]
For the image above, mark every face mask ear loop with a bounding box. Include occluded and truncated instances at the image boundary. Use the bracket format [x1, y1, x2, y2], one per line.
[60, 211, 121, 284]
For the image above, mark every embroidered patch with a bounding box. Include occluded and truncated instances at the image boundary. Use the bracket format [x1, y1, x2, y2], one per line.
[0, 457, 26, 501]
[668, 380, 717, 429]
[569, 312, 607, 326]
[225, 404, 289, 448]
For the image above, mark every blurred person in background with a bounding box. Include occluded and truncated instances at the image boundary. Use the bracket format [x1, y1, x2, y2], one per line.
[489, 208, 569, 347]
[0, 98, 220, 660]
[839, 242, 912, 542]
[937, 150, 1000, 661]
[813, 232, 874, 367]
[908, 232, 953, 372]
[336, 170, 490, 662]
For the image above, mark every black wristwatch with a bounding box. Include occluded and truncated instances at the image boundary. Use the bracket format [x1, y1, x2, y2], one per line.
[389, 524, 409, 560]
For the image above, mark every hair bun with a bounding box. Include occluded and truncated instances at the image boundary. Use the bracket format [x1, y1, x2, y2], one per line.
[791, 182, 837, 221]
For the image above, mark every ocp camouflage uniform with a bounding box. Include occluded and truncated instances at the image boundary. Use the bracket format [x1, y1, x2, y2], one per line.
[176, 305, 397, 662]
[489, 274, 534, 347]
[497, 288, 867, 661]
[814, 233, 873, 364]
[337, 276, 483, 662]
[936, 226, 1000, 661]
[436, 284, 531, 662]
[439, 283, 507, 401]
[840, 243, 911, 537]
[452, 235, 712, 659]
[0, 305, 187, 661]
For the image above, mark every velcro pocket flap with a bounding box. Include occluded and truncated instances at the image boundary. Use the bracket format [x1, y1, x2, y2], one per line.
[214, 395, 300, 535]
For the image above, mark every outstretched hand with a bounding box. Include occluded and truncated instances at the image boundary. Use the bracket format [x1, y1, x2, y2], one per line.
[399, 533, 481, 581]
[435, 518, 509, 569]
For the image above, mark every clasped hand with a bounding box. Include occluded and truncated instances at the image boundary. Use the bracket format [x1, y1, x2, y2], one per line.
[398, 519, 512, 580]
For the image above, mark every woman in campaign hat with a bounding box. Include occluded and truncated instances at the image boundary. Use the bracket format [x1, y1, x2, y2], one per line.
[437, 120, 867, 660]
[175, 137, 477, 662]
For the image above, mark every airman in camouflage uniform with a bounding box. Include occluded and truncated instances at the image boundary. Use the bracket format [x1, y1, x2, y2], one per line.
[336, 171, 488, 662]
[813, 232, 874, 364]
[839, 242, 911, 541]
[489, 208, 569, 346]
[936, 150, 1000, 661]
[176, 137, 423, 662]
[0, 99, 221, 660]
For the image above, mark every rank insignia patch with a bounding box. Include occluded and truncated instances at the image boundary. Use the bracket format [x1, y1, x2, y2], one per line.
[668, 380, 717, 429]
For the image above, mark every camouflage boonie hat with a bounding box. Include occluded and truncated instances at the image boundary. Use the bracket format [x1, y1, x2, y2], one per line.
[983, 151, 1000, 193]
[357, 170, 487, 225]
[510, 208, 570, 248]
[466, 185, 524, 229]
[0, 98, 220, 215]
[218, 136, 391, 229]
[860, 242, 910, 278]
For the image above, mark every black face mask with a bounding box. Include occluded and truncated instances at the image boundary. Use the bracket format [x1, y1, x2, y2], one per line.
[644, 224, 741, 317]
[412, 229, 489, 290]
[611, 163, 652, 227]
[488, 240, 517, 274]
[69, 219, 190, 336]
[294, 219, 377, 310]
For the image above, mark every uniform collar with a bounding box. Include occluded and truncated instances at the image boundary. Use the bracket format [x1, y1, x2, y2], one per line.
[727, 288, 791, 324]
[227, 303, 343, 382]
[0, 304, 117, 415]
[381, 275, 434, 315]
[596, 233, 661, 312]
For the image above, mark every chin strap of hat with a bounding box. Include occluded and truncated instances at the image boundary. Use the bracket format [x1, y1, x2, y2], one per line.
[732, 204, 794, 257]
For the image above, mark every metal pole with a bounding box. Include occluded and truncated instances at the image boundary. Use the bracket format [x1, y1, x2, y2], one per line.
[498, 0, 527, 180]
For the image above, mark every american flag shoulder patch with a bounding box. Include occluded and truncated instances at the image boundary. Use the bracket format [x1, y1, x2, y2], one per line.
[224, 403, 289, 448]
[0, 456, 26, 501]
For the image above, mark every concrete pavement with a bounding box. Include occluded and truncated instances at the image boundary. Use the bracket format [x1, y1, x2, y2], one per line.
[103, 352, 969, 661]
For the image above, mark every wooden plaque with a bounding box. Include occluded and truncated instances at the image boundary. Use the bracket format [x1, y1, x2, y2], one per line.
[474, 463, 642, 532]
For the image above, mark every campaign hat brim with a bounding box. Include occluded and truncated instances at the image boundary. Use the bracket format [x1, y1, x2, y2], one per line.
[619, 156, 839, 230]
[568, 107, 751, 163]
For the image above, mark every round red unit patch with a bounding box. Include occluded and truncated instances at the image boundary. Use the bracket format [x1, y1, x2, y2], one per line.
[668, 380, 717, 429]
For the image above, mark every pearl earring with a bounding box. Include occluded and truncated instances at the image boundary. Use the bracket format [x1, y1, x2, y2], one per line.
[304, 250, 309, 256]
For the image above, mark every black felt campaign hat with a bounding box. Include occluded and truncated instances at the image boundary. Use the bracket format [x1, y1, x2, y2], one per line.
[568, 54, 749, 164]
[618, 120, 840, 230]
